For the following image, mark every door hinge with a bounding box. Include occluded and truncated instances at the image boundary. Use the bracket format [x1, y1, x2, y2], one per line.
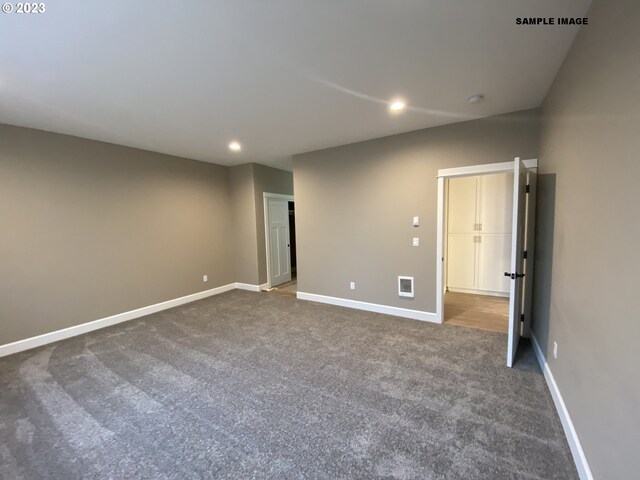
[523, 250, 528, 259]
[521, 313, 525, 322]
[525, 184, 531, 193]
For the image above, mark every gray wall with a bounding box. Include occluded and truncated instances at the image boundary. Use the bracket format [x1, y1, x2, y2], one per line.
[229, 164, 259, 285]
[229, 163, 293, 286]
[0, 124, 235, 345]
[292, 110, 539, 312]
[533, 0, 640, 478]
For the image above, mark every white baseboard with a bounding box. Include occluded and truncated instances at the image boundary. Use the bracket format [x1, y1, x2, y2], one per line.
[259, 283, 269, 291]
[448, 287, 509, 298]
[531, 334, 593, 480]
[296, 291, 439, 323]
[0, 282, 241, 358]
[234, 282, 262, 292]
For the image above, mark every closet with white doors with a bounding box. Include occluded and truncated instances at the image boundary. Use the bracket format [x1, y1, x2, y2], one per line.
[446, 173, 513, 296]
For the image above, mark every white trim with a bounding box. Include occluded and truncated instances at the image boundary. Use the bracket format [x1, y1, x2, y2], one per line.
[259, 282, 269, 291]
[262, 192, 295, 201]
[438, 161, 514, 179]
[0, 283, 244, 358]
[531, 335, 593, 480]
[263, 192, 295, 290]
[437, 159, 537, 179]
[297, 291, 438, 323]
[234, 282, 262, 292]
[436, 177, 445, 323]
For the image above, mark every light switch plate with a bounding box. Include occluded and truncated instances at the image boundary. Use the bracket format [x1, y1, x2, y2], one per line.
[412, 237, 419, 247]
[413, 216, 419, 227]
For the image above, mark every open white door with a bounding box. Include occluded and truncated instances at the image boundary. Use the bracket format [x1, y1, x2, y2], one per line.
[267, 198, 292, 287]
[506, 158, 528, 367]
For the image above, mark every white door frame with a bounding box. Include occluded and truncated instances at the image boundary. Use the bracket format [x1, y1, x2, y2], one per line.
[264, 192, 295, 289]
[435, 158, 537, 324]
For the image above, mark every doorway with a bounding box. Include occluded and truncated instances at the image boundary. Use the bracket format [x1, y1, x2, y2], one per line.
[436, 158, 538, 367]
[444, 172, 513, 333]
[264, 193, 297, 295]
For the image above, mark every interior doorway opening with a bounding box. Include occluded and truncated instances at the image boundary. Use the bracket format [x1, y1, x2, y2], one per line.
[264, 193, 297, 296]
[444, 172, 514, 333]
[436, 158, 538, 367]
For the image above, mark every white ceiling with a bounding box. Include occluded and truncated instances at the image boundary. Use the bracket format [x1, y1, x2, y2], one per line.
[0, 0, 591, 170]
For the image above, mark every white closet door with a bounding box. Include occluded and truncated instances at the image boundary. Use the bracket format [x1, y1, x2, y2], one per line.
[477, 234, 511, 293]
[267, 198, 292, 287]
[478, 173, 514, 234]
[507, 158, 529, 367]
[448, 176, 477, 233]
[447, 234, 476, 290]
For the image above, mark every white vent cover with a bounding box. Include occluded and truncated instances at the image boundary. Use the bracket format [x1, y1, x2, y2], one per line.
[398, 276, 414, 298]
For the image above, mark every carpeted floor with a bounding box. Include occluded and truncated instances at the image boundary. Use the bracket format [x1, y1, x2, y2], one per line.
[0, 290, 577, 479]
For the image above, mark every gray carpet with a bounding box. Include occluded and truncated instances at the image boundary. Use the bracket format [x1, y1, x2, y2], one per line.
[0, 290, 577, 479]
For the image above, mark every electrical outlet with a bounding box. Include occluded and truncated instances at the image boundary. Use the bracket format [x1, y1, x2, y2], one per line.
[553, 341, 558, 359]
[350, 281, 355, 290]
[412, 237, 420, 247]
[203, 275, 208, 283]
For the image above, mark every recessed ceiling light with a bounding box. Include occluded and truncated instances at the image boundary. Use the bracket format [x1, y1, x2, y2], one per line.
[228, 141, 241, 152]
[389, 100, 406, 111]
[467, 94, 484, 104]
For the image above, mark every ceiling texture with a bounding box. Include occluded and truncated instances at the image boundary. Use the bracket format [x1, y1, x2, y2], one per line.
[0, 0, 591, 170]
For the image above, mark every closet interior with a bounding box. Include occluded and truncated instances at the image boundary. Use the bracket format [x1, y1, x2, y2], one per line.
[444, 172, 513, 332]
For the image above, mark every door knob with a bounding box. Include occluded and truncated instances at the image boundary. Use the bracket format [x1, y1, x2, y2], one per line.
[504, 272, 525, 279]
